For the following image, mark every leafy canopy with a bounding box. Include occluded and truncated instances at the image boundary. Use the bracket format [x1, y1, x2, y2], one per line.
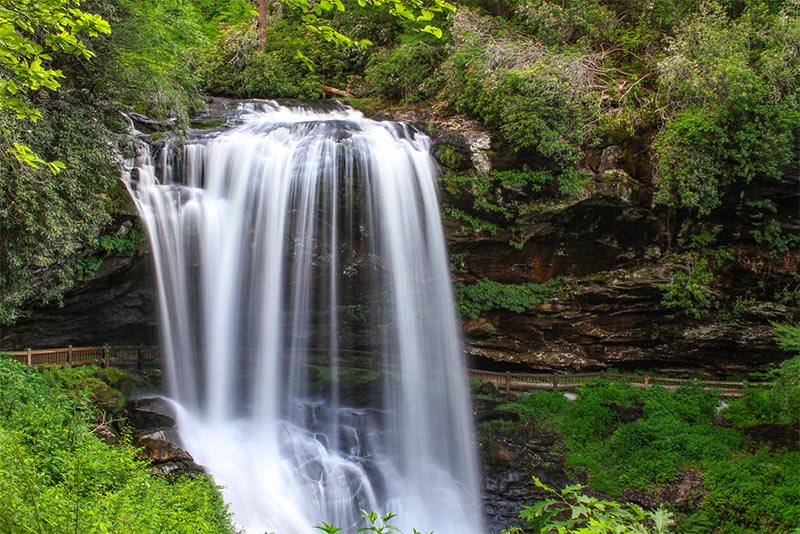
[0, 0, 110, 171]
[282, 0, 455, 47]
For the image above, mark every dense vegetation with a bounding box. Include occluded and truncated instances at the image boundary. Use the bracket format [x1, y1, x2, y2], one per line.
[0, 1, 797, 532]
[0, 358, 235, 533]
[2, 0, 797, 325]
[482, 371, 800, 531]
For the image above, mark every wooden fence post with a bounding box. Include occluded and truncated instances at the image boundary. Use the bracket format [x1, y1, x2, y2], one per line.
[552, 374, 559, 391]
[505, 371, 511, 395]
[644, 375, 650, 387]
[103, 345, 110, 368]
[67, 345, 73, 366]
[26, 348, 32, 367]
[138, 344, 145, 370]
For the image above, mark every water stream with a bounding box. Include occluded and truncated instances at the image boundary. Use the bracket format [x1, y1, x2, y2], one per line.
[125, 101, 484, 534]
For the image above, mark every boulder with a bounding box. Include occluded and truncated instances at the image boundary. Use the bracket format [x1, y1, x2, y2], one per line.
[127, 396, 177, 429]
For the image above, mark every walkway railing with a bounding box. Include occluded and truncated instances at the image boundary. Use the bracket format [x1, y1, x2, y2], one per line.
[467, 369, 748, 398]
[2, 345, 160, 369]
[1, 345, 749, 397]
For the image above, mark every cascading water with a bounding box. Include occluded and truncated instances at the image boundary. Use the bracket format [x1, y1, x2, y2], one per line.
[124, 100, 484, 534]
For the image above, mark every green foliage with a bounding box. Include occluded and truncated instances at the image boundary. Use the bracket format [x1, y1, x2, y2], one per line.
[0, 358, 235, 534]
[518, 382, 741, 496]
[200, 21, 323, 99]
[0, 99, 122, 324]
[696, 449, 800, 533]
[652, 1, 800, 214]
[440, 9, 592, 168]
[725, 323, 800, 428]
[496, 380, 800, 532]
[0, 0, 110, 168]
[444, 168, 587, 245]
[84, 0, 211, 122]
[41, 365, 131, 415]
[455, 277, 569, 319]
[774, 323, 800, 356]
[511, 476, 674, 534]
[750, 220, 800, 261]
[497, 391, 569, 434]
[364, 34, 445, 103]
[661, 257, 717, 319]
[281, 0, 455, 47]
[314, 510, 432, 534]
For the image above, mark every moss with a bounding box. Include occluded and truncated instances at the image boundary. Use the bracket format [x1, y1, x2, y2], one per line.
[434, 143, 471, 171]
[190, 118, 226, 130]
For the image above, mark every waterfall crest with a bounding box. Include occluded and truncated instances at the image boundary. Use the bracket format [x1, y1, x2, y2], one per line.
[125, 101, 484, 534]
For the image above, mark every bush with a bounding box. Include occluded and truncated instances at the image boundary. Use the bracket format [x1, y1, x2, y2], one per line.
[200, 21, 322, 99]
[0, 358, 235, 534]
[561, 382, 742, 496]
[0, 99, 121, 324]
[652, 1, 800, 214]
[439, 8, 598, 168]
[660, 257, 717, 318]
[697, 449, 800, 533]
[364, 34, 445, 103]
[454, 277, 570, 319]
[510, 476, 674, 534]
[497, 391, 569, 433]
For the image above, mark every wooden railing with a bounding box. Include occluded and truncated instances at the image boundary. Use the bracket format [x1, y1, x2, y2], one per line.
[467, 369, 749, 398]
[2, 345, 160, 369]
[1, 345, 749, 397]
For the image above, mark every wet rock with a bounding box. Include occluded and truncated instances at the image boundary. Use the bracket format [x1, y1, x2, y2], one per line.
[136, 428, 192, 462]
[128, 396, 177, 429]
[126, 395, 206, 477]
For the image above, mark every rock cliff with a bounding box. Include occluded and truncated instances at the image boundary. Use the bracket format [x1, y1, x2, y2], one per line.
[2, 109, 796, 379]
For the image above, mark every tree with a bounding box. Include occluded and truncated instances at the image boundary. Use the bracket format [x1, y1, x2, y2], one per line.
[0, 0, 110, 170]
[257, 0, 455, 49]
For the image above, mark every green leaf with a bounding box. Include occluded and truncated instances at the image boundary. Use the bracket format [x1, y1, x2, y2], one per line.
[420, 25, 443, 39]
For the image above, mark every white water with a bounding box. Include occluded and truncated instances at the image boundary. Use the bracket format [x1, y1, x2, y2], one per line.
[125, 101, 484, 534]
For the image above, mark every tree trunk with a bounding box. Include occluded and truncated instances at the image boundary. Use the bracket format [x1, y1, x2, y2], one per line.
[255, 0, 268, 47]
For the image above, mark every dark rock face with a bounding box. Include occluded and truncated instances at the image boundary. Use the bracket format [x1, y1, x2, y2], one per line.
[474, 389, 571, 532]
[128, 396, 177, 429]
[440, 127, 796, 376]
[460, 264, 787, 374]
[0, 245, 159, 349]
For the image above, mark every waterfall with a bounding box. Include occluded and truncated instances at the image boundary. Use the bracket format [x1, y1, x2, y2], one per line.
[124, 101, 484, 534]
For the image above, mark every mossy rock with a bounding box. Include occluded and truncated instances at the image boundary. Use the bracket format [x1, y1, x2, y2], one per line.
[433, 141, 472, 171]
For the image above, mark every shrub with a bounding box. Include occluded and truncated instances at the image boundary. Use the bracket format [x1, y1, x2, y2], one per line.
[697, 449, 800, 533]
[364, 34, 445, 103]
[439, 8, 599, 168]
[0, 358, 235, 534]
[653, 1, 800, 214]
[660, 257, 717, 318]
[0, 99, 120, 325]
[454, 278, 570, 319]
[510, 476, 674, 534]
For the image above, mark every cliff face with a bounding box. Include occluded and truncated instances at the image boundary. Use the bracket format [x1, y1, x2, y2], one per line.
[0, 245, 158, 350]
[435, 121, 798, 376]
[3, 113, 797, 378]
